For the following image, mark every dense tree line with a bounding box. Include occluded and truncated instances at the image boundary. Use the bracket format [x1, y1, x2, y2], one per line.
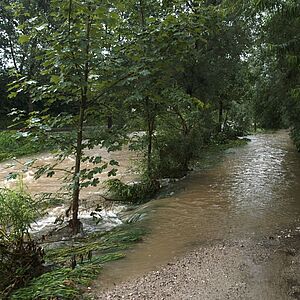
[250, 0, 300, 147]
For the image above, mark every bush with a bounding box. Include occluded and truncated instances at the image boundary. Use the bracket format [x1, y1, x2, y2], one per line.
[0, 188, 44, 298]
[153, 128, 207, 179]
[106, 178, 160, 204]
[0, 130, 51, 162]
[291, 126, 300, 151]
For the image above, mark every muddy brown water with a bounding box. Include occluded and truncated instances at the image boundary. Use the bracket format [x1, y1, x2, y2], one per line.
[0, 147, 137, 195]
[0, 147, 139, 234]
[97, 130, 300, 288]
[0, 130, 299, 288]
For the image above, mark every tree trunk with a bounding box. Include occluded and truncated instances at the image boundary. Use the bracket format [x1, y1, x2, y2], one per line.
[8, 37, 19, 72]
[145, 96, 155, 178]
[218, 99, 223, 132]
[139, 1, 155, 178]
[107, 116, 113, 129]
[139, 0, 145, 29]
[70, 15, 91, 234]
[27, 98, 34, 113]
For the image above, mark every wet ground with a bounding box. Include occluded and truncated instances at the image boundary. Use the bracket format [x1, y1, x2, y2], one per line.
[93, 228, 300, 300]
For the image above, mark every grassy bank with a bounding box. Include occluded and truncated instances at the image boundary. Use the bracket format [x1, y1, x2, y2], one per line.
[205, 137, 249, 152]
[10, 225, 146, 300]
[0, 131, 51, 162]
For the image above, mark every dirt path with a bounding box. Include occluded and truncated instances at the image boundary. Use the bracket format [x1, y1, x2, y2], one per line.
[89, 228, 300, 300]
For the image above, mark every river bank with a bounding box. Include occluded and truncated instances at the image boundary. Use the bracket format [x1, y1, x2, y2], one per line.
[91, 226, 300, 300]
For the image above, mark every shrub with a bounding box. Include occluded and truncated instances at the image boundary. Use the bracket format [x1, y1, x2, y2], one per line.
[291, 126, 300, 151]
[0, 188, 44, 298]
[153, 128, 207, 179]
[106, 178, 160, 204]
[0, 130, 52, 162]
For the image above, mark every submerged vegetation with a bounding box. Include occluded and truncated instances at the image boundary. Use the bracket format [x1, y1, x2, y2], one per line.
[11, 226, 145, 300]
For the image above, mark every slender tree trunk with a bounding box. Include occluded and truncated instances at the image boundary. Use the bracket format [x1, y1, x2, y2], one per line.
[139, 0, 155, 178]
[9, 32, 34, 113]
[68, 0, 72, 35]
[147, 128, 153, 177]
[8, 37, 19, 72]
[71, 15, 91, 234]
[145, 96, 155, 178]
[223, 110, 228, 131]
[107, 116, 113, 129]
[139, 0, 145, 29]
[27, 99, 34, 112]
[218, 99, 223, 132]
[26, 39, 38, 113]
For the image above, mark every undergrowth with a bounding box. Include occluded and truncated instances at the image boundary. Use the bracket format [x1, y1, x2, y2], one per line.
[0, 188, 44, 299]
[106, 178, 160, 203]
[10, 225, 146, 300]
[11, 254, 123, 300]
[0, 131, 51, 162]
[291, 127, 300, 151]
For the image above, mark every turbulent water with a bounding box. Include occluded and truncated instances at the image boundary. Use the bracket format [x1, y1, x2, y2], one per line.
[98, 130, 300, 287]
[0, 130, 299, 286]
[0, 147, 138, 235]
[0, 147, 137, 194]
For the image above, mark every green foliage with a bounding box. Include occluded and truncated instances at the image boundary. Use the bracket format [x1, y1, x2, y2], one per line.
[11, 254, 122, 300]
[106, 179, 160, 203]
[291, 127, 300, 152]
[2, 0, 255, 217]
[0, 131, 51, 162]
[0, 188, 44, 298]
[153, 129, 207, 179]
[0, 188, 37, 241]
[250, 0, 300, 142]
[209, 136, 249, 149]
[5, 0, 137, 232]
[11, 226, 145, 299]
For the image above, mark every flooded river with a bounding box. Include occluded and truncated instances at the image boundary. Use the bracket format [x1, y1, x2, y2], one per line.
[98, 130, 300, 287]
[0, 147, 138, 234]
[0, 130, 299, 287]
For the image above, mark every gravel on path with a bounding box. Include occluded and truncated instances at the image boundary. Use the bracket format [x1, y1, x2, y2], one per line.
[89, 229, 300, 300]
